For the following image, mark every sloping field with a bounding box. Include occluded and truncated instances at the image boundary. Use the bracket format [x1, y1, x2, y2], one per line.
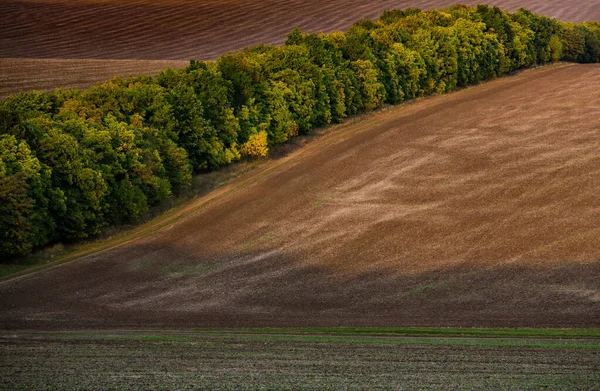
[1, 64, 599, 330]
[0, 58, 187, 98]
[2, 0, 598, 60]
[1, 0, 599, 96]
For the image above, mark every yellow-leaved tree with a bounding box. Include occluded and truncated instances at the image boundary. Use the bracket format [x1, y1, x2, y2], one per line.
[240, 130, 269, 158]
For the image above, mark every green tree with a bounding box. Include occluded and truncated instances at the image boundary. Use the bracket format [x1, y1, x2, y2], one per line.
[0, 135, 42, 258]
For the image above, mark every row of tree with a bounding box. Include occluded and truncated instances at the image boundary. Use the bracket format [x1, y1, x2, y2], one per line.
[1, 5, 599, 260]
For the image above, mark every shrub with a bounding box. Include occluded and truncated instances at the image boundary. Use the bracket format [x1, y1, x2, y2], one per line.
[240, 130, 269, 158]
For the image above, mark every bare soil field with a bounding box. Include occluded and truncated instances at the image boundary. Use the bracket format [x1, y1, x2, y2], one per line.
[0, 58, 187, 98]
[1, 329, 599, 390]
[1, 63, 599, 330]
[3, 0, 598, 61]
[1, 0, 599, 96]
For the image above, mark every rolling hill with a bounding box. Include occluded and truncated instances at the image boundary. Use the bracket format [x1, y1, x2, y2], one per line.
[2, 63, 599, 329]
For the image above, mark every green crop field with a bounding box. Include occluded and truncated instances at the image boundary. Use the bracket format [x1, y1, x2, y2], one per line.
[2, 328, 599, 390]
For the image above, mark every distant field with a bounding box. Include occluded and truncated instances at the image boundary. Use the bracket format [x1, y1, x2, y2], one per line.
[1, 0, 600, 96]
[1, 329, 599, 390]
[2, 64, 599, 330]
[0, 58, 187, 98]
[2, 0, 598, 60]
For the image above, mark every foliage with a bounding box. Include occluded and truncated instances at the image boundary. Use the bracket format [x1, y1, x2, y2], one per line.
[1, 6, 598, 260]
[240, 130, 269, 158]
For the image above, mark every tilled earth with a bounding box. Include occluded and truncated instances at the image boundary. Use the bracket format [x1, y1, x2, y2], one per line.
[0, 58, 187, 99]
[1, 0, 600, 96]
[3, 0, 598, 60]
[1, 64, 599, 330]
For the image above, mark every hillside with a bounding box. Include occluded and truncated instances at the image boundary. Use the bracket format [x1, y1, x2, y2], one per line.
[1, 0, 599, 97]
[3, 0, 598, 60]
[0, 58, 188, 99]
[2, 63, 599, 329]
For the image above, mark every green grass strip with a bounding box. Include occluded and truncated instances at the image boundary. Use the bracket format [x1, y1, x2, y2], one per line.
[46, 327, 600, 350]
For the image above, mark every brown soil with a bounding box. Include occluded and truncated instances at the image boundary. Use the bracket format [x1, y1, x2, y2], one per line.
[1, 0, 599, 96]
[1, 64, 599, 330]
[2, 0, 598, 61]
[0, 58, 187, 98]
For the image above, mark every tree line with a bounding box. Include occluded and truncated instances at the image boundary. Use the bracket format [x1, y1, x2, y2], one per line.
[1, 5, 599, 260]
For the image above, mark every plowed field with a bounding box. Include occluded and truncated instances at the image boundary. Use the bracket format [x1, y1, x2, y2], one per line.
[0, 58, 187, 98]
[2, 0, 598, 60]
[1, 0, 599, 96]
[2, 64, 599, 330]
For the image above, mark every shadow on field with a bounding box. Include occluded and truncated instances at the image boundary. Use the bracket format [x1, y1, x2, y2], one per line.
[2, 64, 600, 331]
[1, 241, 599, 330]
